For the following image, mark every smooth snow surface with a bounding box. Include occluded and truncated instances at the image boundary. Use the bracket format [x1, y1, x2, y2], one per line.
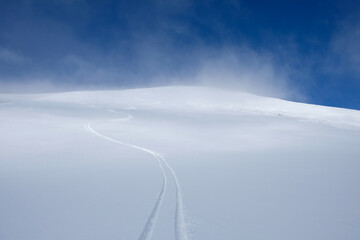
[1, 86, 360, 240]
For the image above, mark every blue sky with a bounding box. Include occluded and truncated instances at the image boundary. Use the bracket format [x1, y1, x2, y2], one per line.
[0, 0, 359, 109]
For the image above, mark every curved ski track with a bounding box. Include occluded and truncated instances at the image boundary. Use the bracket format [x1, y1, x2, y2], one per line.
[85, 110, 188, 240]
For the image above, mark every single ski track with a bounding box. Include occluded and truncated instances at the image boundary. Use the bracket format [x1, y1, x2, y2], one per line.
[85, 110, 188, 240]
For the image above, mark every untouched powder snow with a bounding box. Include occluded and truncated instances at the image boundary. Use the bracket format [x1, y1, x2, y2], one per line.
[0, 86, 360, 240]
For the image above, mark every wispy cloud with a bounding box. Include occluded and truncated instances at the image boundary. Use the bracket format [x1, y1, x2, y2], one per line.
[327, 17, 360, 78]
[0, 47, 28, 63]
[0, 1, 304, 99]
[1, 0, 358, 109]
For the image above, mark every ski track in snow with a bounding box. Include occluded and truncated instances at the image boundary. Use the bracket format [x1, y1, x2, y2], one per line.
[85, 110, 188, 240]
[107, 109, 133, 121]
[86, 122, 167, 240]
[156, 154, 188, 240]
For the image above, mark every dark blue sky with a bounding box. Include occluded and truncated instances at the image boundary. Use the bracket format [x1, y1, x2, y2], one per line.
[0, 0, 359, 109]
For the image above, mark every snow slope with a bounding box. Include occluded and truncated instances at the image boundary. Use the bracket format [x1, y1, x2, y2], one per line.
[1, 86, 360, 240]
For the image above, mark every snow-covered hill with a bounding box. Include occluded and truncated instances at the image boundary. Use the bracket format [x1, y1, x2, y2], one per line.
[1, 86, 359, 240]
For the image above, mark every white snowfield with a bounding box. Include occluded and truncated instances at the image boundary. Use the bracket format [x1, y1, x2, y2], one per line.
[0, 86, 360, 240]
